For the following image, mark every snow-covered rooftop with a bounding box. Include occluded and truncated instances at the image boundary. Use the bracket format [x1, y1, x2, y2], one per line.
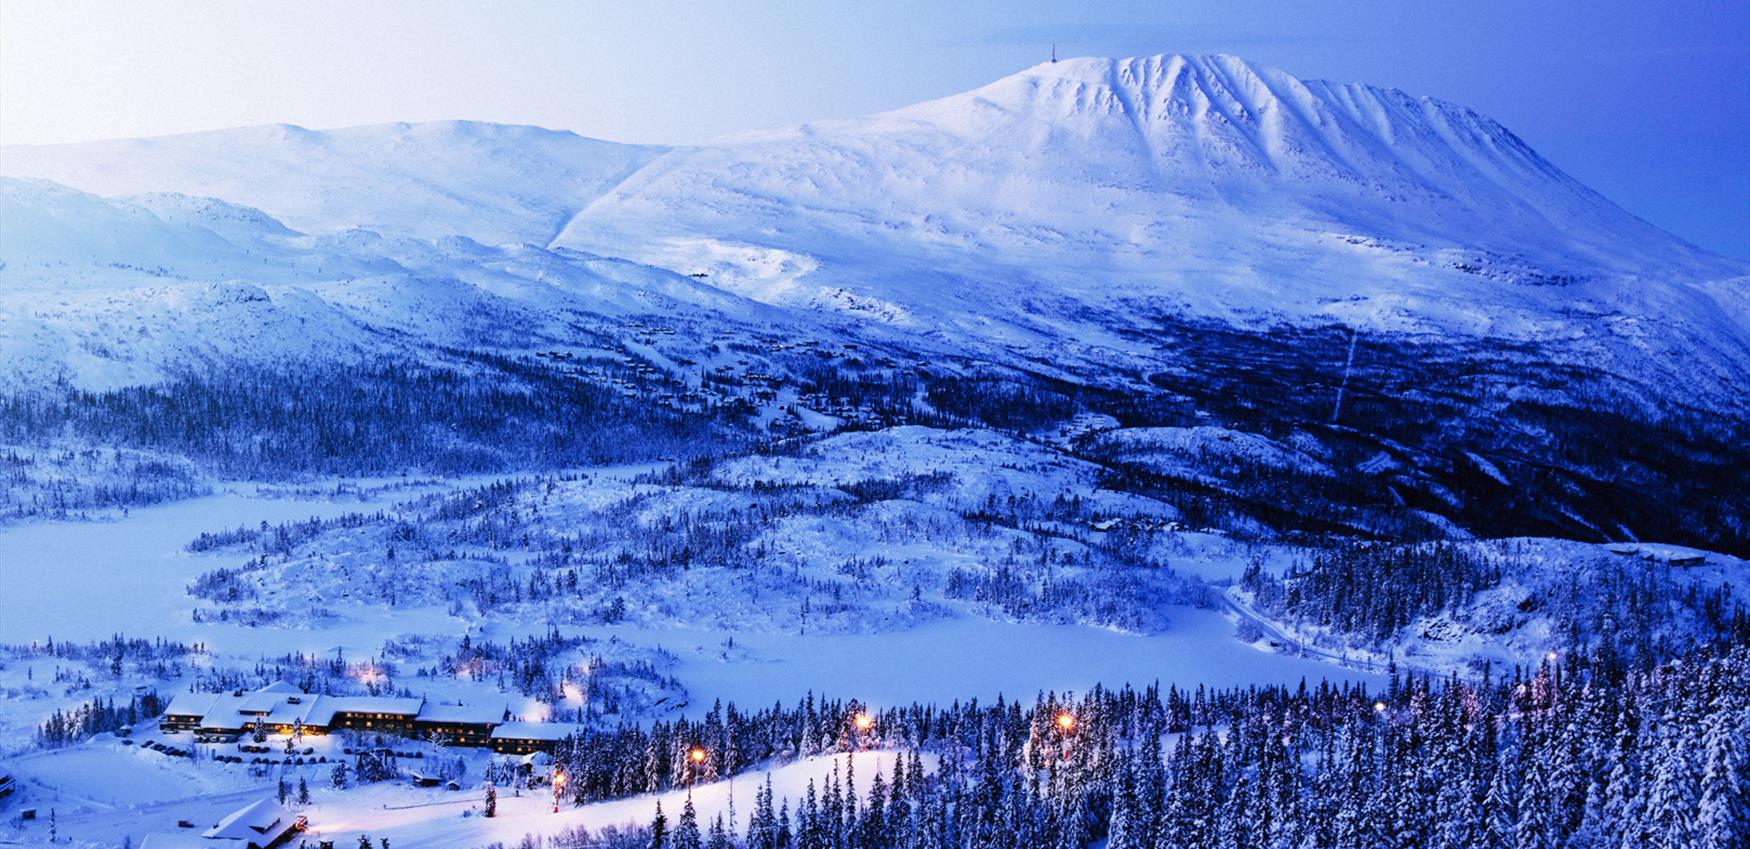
[415, 701, 506, 724]
[491, 721, 580, 742]
[140, 834, 246, 849]
[332, 696, 424, 716]
[203, 797, 300, 844]
[162, 692, 220, 717]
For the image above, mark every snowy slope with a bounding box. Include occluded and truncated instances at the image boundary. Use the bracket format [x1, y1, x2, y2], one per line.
[0, 54, 1745, 415]
[3, 54, 1746, 402]
[0, 177, 772, 388]
[557, 54, 1740, 286]
[1, 120, 665, 244]
[546, 54, 1749, 396]
[0, 178, 256, 272]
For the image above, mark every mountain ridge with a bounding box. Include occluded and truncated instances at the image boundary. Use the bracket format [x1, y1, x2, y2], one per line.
[1, 54, 1746, 557]
[2, 52, 1746, 410]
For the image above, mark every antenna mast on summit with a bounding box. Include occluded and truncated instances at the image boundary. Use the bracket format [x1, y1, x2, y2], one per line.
[1052, 43, 1057, 63]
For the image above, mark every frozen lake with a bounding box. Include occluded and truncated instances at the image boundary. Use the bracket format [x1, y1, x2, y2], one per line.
[0, 487, 377, 645]
[601, 613, 1377, 718]
[0, 478, 1375, 711]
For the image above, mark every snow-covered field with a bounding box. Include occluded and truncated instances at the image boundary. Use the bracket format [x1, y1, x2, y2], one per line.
[1, 46, 1746, 849]
[0, 459, 1374, 704]
[0, 456, 1384, 846]
[9, 740, 923, 849]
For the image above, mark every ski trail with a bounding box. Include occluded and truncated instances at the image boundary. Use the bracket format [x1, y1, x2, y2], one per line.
[1331, 326, 1358, 423]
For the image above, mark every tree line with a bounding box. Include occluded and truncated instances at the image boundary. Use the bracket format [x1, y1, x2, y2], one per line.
[483, 646, 1748, 849]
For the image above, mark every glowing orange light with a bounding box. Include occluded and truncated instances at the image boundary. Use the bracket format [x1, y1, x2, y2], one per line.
[553, 769, 567, 789]
[854, 713, 874, 731]
[1056, 712, 1076, 732]
[689, 747, 706, 763]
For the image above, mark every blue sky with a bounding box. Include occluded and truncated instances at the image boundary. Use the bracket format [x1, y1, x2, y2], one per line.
[3, 0, 1746, 259]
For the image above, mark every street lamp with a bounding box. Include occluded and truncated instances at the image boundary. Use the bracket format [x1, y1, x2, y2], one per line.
[1054, 711, 1078, 762]
[854, 713, 873, 732]
[687, 746, 707, 787]
[551, 767, 566, 813]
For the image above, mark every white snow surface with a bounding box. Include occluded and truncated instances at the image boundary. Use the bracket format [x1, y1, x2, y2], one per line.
[0, 52, 1747, 847]
[2, 53, 1746, 398]
[1, 121, 665, 244]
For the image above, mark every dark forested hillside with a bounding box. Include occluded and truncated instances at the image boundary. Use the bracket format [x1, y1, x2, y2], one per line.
[471, 645, 1750, 849]
[0, 353, 741, 478]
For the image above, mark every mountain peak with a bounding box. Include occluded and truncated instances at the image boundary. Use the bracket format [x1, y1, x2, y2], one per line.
[849, 51, 1722, 272]
[1014, 51, 1260, 80]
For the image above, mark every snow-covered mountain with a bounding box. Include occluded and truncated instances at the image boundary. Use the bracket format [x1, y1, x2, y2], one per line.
[560, 53, 1738, 292]
[551, 54, 1748, 400]
[6, 54, 1744, 406]
[4, 54, 1750, 848]
[1, 53, 1745, 552]
[1, 120, 664, 244]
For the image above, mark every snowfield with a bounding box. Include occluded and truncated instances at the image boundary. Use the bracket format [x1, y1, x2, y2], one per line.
[1, 49, 1746, 849]
[8, 736, 929, 849]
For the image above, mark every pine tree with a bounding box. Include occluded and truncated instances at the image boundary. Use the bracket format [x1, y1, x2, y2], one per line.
[1483, 750, 1516, 849]
[485, 782, 497, 818]
[651, 800, 669, 849]
[1515, 742, 1553, 849]
[1645, 721, 1699, 849]
[1108, 751, 1142, 849]
[749, 774, 777, 849]
[862, 770, 888, 849]
[676, 794, 702, 849]
[1696, 707, 1745, 849]
[707, 815, 734, 849]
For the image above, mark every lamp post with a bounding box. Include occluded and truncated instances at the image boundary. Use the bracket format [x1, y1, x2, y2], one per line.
[853, 712, 873, 751]
[1055, 711, 1076, 761]
[689, 746, 706, 786]
[551, 766, 566, 813]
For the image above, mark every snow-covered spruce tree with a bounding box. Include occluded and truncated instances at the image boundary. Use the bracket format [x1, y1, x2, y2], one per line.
[1696, 706, 1746, 849]
[674, 794, 701, 849]
[529, 645, 1750, 849]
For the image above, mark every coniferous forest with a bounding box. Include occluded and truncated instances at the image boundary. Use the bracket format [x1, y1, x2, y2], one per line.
[462, 645, 1750, 849]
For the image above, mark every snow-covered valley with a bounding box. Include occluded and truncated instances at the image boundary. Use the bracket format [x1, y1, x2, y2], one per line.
[0, 50, 1746, 849]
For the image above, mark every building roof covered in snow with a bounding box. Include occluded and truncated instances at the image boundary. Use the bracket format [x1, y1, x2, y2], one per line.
[162, 692, 220, 718]
[203, 797, 302, 846]
[140, 834, 246, 849]
[163, 683, 576, 744]
[196, 694, 254, 731]
[238, 681, 304, 714]
[491, 721, 580, 742]
[415, 701, 506, 725]
[330, 696, 424, 716]
[299, 695, 339, 728]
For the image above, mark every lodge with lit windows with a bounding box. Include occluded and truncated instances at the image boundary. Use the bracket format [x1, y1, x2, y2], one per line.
[160, 682, 574, 753]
